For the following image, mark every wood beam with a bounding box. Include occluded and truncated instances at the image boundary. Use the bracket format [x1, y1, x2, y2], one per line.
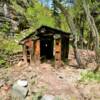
[54, 38, 61, 68]
[22, 45, 27, 64]
[34, 39, 40, 65]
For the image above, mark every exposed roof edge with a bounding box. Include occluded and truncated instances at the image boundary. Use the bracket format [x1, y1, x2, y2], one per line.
[19, 25, 71, 45]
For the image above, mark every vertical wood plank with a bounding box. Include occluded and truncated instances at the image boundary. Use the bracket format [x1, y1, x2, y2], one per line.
[54, 39, 61, 68]
[22, 45, 27, 64]
[30, 41, 34, 65]
[34, 39, 40, 65]
[61, 35, 69, 61]
[65, 36, 69, 59]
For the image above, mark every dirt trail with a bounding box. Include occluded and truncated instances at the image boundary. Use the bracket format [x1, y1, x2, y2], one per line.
[0, 49, 99, 100]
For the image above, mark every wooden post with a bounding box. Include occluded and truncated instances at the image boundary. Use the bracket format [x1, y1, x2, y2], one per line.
[65, 36, 69, 59]
[61, 35, 69, 61]
[22, 45, 27, 64]
[30, 43, 34, 65]
[34, 39, 40, 65]
[54, 38, 61, 68]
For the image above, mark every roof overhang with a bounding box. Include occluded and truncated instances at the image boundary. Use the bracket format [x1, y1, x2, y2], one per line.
[19, 25, 71, 45]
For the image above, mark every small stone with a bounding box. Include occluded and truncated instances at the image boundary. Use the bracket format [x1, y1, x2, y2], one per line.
[3, 84, 11, 91]
[41, 94, 55, 100]
[59, 76, 63, 79]
[0, 80, 5, 88]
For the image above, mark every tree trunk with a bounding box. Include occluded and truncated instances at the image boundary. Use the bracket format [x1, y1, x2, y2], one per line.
[54, 0, 83, 68]
[82, 0, 100, 72]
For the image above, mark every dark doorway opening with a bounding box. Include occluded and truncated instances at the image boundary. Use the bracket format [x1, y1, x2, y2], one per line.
[26, 46, 30, 63]
[40, 36, 54, 61]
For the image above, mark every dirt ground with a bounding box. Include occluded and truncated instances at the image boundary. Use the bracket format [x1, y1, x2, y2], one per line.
[0, 49, 99, 100]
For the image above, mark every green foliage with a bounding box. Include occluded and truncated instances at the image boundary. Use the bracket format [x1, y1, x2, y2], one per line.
[32, 92, 42, 100]
[0, 34, 22, 67]
[4, 40, 21, 53]
[11, 0, 25, 14]
[0, 39, 21, 53]
[54, 96, 62, 100]
[0, 22, 10, 33]
[0, 49, 9, 68]
[32, 86, 47, 100]
[26, 7, 35, 16]
[0, 58, 6, 66]
[81, 71, 100, 82]
[0, 53, 9, 68]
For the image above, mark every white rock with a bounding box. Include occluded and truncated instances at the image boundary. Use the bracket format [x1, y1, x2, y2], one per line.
[17, 80, 28, 87]
[12, 83, 28, 98]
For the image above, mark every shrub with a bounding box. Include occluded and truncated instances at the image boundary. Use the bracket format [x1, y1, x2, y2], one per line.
[81, 71, 100, 82]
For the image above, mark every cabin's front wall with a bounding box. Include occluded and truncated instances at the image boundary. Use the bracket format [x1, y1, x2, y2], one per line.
[22, 34, 69, 67]
[61, 34, 69, 61]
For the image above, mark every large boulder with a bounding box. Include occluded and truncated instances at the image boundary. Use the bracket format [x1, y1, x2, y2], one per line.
[11, 80, 28, 99]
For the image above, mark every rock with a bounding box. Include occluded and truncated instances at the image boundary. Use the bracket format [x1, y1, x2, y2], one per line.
[0, 80, 5, 88]
[58, 75, 64, 79]
[12, 82, 28, 98]
[17, 61, 26, 67]
[41, 94, 55, 100]
[17, 80, 28, 87]
[3, 84, 11, 92]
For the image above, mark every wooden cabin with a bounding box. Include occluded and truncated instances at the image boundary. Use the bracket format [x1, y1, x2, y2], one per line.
[19, 25, 70, 67]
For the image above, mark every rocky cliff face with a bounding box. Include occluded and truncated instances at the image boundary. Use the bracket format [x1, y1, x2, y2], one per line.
[0, 0, 29, 36]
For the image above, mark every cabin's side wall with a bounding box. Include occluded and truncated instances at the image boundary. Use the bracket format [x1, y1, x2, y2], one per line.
[61, 35, 66, 60]
[65, 35, 69, 59]
[61, 35, 69, 62]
